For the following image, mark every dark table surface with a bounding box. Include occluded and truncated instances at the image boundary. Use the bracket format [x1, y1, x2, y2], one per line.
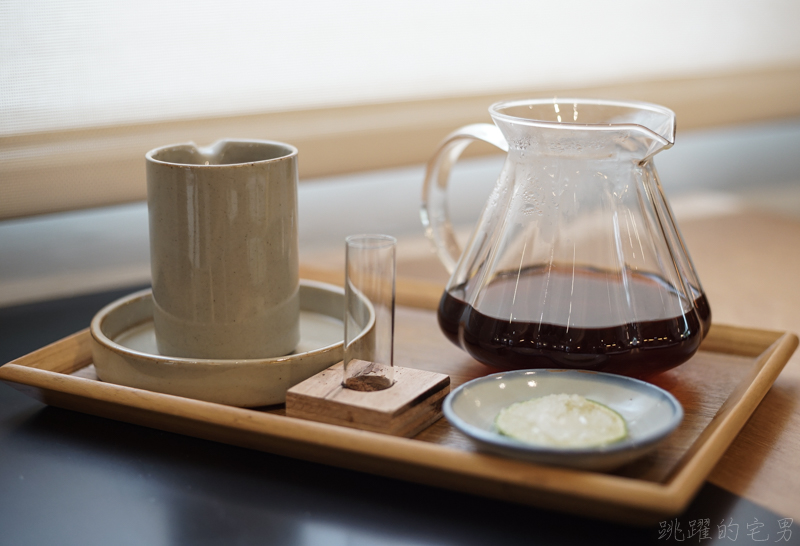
[0, 286, 794, 546]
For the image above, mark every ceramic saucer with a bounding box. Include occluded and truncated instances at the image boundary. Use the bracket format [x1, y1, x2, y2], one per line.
[90, 279, 373, 407]
[443, 369, 683, 471]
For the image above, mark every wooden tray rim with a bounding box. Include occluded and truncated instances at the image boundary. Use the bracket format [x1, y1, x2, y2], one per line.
[1, 322, 797, 525]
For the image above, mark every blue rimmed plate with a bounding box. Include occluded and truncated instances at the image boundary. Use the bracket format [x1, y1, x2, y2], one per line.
[443, 369, 683, 471]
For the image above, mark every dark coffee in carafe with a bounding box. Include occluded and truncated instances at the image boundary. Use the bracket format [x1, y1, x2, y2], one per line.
[438, 265, 710, 378]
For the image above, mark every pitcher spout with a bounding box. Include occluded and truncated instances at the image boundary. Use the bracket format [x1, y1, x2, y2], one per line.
[616, 100, 675, 162]
[489, 98, 676, 163]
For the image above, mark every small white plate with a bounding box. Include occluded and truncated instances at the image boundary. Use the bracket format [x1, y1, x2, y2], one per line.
[90, 279, 372, 407]
[443, 369, 683, 471]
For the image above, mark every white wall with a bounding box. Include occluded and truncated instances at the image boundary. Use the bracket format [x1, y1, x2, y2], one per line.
[2, 119, 799, 307]
[3, 0, 799, 136]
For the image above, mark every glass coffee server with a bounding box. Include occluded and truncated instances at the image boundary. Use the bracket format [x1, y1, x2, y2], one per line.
[422, 98, 710, 379]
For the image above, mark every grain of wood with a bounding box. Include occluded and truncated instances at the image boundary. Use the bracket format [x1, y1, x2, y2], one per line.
[0, 312, 794, 524]
[3, 211, 799, 522]
[302, 211, 800, 519]
[285, 362, 450, 437]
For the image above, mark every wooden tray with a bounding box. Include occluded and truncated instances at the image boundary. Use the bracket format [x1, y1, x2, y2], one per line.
[1, 300, 796, 526]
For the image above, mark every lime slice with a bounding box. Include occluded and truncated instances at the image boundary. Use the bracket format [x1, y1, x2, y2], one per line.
[495, 393, 627, 448]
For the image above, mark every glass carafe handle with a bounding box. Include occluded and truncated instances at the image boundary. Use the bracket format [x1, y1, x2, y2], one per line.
[420, 123, 508, 274]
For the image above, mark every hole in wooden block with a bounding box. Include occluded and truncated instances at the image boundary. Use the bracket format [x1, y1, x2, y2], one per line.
[285, 362, 450, 437]
[343, 358, 393, 391]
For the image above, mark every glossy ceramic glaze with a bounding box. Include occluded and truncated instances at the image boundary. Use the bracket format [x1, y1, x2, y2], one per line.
[443, 369, 683, 470]
[146, 139, 300, 360]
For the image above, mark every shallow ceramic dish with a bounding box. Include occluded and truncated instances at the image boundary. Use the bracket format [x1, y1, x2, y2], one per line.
[91, 279, 372, 407]
[443, 369, 683, 471]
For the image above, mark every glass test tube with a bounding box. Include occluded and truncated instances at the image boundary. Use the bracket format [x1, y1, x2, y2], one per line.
[343, 234, 396, 391]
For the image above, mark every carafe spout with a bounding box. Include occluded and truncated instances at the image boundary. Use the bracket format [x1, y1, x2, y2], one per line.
[489, 98, 676, 163]
[631, 106, 675, 163]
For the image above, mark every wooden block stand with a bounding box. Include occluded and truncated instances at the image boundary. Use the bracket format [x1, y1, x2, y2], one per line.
[285, 362, 450, 437]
